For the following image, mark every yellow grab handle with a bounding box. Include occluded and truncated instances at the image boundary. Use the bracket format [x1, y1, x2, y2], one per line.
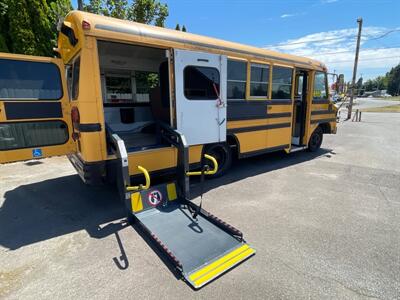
[126, 165, 150, 191]
[186, 154, 218, 176]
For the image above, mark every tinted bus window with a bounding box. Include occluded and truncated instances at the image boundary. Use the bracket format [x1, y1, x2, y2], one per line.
[313, 72, 328, 99]
[250, 63, 269, 97]
[227, 60, 246, 100]
[0, 59, 62, 100]
[271, 66, 293, 99]
[184, 66, 220, 100]
[71, 57, 80, 100]
[0, 121, 69, 150]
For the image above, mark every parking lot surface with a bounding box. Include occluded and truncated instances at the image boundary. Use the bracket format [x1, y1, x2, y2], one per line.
[1, 112, 399, 299]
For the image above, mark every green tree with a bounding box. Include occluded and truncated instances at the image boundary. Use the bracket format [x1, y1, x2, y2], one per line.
[356, 77, 363, 91]
[107, 0, 128, 19]
[0, 0, 9, 52]
[181, 25, 186, 32]
[7, 0, 38, 55]
[84, 0, 107, 15]
[175, 24, 180, 30]
[387, 64, 400, 96]
[363, 79, 374, 92]
[362, 75, 389, 92]
[127, 0, 168, 26]
[84, 0, 168, 27]
[0, 0, 71, 56]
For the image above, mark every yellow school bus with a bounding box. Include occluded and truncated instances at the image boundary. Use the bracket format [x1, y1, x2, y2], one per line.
[0, 10, 337, 183]
[0, 11, 337, 288]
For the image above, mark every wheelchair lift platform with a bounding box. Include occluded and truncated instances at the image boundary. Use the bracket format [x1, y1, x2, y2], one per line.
[111, 128, 255, 289]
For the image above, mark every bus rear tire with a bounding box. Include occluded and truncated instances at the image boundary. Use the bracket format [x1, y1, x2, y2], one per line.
[204, 143, 232, 178]
[308, 126, 323, 152]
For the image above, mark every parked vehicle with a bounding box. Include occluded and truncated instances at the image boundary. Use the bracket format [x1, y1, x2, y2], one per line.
[0, 11, 337, 288]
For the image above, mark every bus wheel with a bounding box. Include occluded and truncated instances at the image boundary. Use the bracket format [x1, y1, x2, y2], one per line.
[204, 144, 232, 178]
[308, 126, 323, 152]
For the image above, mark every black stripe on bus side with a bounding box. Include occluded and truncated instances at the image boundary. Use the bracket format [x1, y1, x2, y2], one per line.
[240, 144, 290, 158]
[312, 99, 330, 104]
[268, 99, 293, 105]
[227, 122, 291, 134]
[4, 102, 63, 120]
[77, 123, 102, 132]
[227, 100, 292, 121]
[228, 112, 292, 121]
[311, 118, 336, 124]
[311, 110, 334, 115]
[227, 101, 267, 120]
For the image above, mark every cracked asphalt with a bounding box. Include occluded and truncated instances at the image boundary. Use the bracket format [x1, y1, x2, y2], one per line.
[1, 112, 399, 299]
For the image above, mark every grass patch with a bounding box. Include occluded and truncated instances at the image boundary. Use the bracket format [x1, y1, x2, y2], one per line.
[370, 96, 400, 101]
[361, 104, 400, 113]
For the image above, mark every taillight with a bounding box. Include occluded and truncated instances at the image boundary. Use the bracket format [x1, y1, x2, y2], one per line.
[71, 106, 80, 125]
[71, 106, 80, 141]
[82, 20, 91, 30]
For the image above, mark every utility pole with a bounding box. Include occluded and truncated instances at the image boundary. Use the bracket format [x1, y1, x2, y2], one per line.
[347, 17, 363, 120]
[77, 0, 83, 10]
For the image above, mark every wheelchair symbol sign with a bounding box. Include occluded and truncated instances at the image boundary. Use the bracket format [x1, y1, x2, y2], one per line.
[32, 148, 43, 158]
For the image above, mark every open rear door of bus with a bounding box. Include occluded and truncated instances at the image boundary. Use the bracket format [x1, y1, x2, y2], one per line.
[0, 53, 75, 164]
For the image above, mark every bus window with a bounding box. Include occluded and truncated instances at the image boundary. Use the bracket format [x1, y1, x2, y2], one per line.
[135, 71, 159, 102]
[0, 59, 62, 100]
[271, 66, 293, 99]
[184, 66, 219, 100]
[0, 121, 69, 151]
[227, 60, 246, 100]
[295, 75, 303, 97]
[250, 63, 269, 98]
[313, 72, 328, 100]
[104, 74, 132, 104]
[71, 57, 80, 100]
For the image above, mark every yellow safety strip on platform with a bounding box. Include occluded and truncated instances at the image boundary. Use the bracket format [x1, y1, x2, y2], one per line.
[189, 244, 255, 288]
[167, 183, 177, 201]
[131, 192, 143, 212]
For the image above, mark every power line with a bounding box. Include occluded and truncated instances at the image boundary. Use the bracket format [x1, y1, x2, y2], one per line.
[271, 36, 355, 47]
[270, 28, 400, 47]
[308, 45, 400, 56]
[366, 29, 400, 41]
[327, 55, 400, 64]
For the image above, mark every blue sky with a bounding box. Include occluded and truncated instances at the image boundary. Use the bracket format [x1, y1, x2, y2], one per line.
[71, 0, 400, 81]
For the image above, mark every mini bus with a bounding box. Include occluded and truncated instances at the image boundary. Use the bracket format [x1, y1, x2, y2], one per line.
[0, 11, 337, 184]
[0, 11, 338, 288]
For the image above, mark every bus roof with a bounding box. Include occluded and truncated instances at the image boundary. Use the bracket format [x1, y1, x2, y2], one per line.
[65, 10, 326, 70]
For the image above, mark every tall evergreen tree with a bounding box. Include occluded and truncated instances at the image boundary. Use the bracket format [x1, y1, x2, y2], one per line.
[387, 64, 400, 96]
[0, 0, 9, 52]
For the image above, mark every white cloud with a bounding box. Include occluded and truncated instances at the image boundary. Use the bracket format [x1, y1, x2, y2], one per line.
[280, 13, 296, 18]
[265, 27, 400, 80]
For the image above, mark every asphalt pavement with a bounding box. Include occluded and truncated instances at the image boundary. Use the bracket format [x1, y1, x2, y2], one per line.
[1, 110, 399, 299]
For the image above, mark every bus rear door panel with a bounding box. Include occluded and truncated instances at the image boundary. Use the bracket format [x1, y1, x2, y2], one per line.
[0, 53, 75, 163]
